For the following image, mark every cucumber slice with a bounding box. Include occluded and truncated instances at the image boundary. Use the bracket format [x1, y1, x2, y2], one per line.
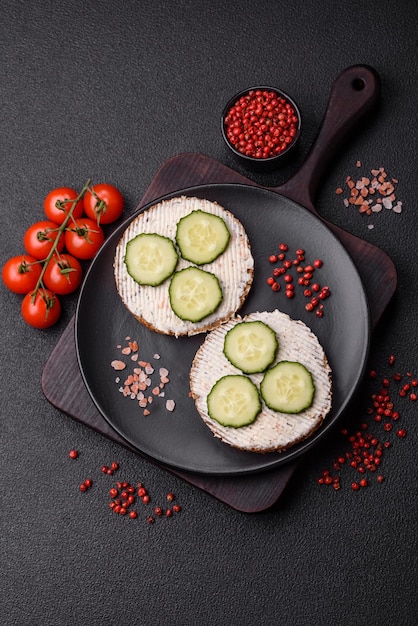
[260, 361, 315, 414]
[207, 375, 261, 427]
[175, 209, 230, 265]
[124, 233, 178, 286]
[224, 320, 278, 373]
[169, 266, 222, 322]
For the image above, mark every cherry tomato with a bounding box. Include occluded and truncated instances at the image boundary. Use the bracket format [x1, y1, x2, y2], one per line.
[21, 288, 61, 328]
[83, 183, 124, 224]
[64, 218, 105, 260]
[43, 253, 83, 295]
[23, 220, 65, 260]
[44, 187, 84, 225]
[2, 254, 42, 294]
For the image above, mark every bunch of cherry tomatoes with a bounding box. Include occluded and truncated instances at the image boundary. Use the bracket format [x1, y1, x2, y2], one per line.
[2, 181, 124, 328]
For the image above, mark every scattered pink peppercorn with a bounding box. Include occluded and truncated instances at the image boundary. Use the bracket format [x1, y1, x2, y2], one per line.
[317, 357, 416, 492]
[69, 449, 78, 459]
[266, 244, 328, 315]
[70, 453, 184, 524]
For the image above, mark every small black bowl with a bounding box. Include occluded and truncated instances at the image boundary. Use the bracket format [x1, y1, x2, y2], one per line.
[221, 85, 302, 172]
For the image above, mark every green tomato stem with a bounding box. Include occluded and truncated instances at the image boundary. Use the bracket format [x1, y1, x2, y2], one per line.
[31, 178, 91, 303]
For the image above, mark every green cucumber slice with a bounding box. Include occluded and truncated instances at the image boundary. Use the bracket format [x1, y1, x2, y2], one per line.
[175, 209, 230, 265]
[224, 320, 278, 373]
[124, 233, 178, 286]
[207, 375, 261, 427]
[260, 361, 315, 414]
[168, 266, 222, 322]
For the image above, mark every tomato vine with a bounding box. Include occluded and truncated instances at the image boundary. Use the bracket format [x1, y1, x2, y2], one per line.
[2, 179, 124, 328]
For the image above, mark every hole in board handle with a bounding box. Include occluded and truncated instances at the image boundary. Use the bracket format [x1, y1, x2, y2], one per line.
[352, 78, 366, 91]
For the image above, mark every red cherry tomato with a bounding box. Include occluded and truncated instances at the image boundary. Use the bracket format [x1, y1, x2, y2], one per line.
[23, 220, 65, 260]
[2, 254, 42, 294]
[21, 288, 61, 328]
[83, 183, 124, 224]
[44, 187, 84, 225]
[43, 253, 83, 295]
[64, 218, 105, 260]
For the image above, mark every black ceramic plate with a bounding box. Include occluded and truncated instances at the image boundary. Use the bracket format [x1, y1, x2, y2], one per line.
[75, 184, 370, 475]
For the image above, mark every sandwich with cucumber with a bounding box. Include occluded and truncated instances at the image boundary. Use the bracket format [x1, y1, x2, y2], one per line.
[190, 309, 332, 453]
[114, 196, 254, 336]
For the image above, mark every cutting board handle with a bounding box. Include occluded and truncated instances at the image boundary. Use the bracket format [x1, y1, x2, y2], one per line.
[275, 65, 380, 211]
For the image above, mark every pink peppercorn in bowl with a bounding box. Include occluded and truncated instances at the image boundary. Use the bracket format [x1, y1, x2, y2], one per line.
[221, 86, 302, 171]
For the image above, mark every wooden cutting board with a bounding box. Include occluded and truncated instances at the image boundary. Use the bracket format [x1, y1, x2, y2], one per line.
[42, 151, 394, 512]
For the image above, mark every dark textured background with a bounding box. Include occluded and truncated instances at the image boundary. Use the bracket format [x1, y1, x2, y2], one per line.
[1, 1, 417, 625]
